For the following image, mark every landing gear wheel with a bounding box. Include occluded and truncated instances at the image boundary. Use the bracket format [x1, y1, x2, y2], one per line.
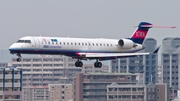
[16, 58, 21, 62]
[94, 62, 98, 67]
[94, 61, 102, 68]
[75, 61, 79, 67]
[75, 61, 83, 67]
[78, 61, 83, 67]
[97, 62, 102, 68]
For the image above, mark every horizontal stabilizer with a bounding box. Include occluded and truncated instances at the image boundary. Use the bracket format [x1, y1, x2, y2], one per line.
[140, 25, 176, 28]
[152, 45, 161, 54]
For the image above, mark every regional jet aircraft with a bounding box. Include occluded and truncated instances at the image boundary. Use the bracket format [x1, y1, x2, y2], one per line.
[9, 22, 175, 67]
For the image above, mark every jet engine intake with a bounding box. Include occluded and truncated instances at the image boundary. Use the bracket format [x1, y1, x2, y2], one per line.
[118, 39, 136, 49]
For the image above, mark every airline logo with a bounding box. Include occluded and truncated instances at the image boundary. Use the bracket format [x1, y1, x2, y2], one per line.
[42, 38, 58, 43]
[135, 31, 145, 37]
[132, 30, 147, 38]
[42, 38, 47, 42]
[51, 39, 58, 42]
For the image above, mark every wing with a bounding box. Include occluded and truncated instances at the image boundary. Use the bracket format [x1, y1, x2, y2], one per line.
[78, 45, 160, 60]
[78, 52, 150, 58]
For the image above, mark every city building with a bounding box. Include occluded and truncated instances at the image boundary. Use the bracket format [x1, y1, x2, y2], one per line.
[107, 82, 173, 101]
[109, 38, 158, 85]
[10, 55, 109, 101]
[10, 56, 82, 86]
[82, 64, 108, 73]
[10, 55, 108, 86]
[161, 37, 180, 93]
[22, 86, 49, 101]
[48, 84, 73, 101]
[0, 63, 7, 67]
[73, 72, 137, 101]
[0, 66, 22, 101]
[158, 66, 162, 83]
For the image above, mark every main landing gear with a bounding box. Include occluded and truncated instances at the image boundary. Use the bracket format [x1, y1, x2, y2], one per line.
[75, 60, 83, 67]
[75, 59, 102, 68]
[94, 61, 102, 68]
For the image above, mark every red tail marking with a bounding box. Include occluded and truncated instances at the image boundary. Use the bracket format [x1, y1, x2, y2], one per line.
[131, 30, 148, 39]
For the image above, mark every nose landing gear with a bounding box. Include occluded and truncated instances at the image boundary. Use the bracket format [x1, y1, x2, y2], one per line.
[15, 53, 22, 62]
[16, 58, 21, 62]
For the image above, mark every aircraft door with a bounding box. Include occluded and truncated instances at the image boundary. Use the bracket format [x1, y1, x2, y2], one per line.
[32, 37, 40, 51]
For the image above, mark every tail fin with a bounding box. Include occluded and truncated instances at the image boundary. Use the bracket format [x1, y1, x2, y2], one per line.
[130, 22, 152, 44]
[129, 22, 176, 44]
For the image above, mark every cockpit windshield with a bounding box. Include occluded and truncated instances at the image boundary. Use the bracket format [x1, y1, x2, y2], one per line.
[17, 40, 24, 43]
[24, 40, 31, 43]
[17, 40, 31, 43]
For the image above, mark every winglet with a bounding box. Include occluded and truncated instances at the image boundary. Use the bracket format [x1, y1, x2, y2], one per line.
[152, 45, 161, 53]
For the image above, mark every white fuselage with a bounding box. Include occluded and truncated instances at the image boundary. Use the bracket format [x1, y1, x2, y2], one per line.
[9, 36, 144, 58]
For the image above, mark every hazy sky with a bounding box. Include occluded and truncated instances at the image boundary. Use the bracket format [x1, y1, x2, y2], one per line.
[0, 0, 179, 50]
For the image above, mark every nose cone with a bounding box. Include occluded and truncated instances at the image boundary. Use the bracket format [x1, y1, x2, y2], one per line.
[9, 43, 17, 52]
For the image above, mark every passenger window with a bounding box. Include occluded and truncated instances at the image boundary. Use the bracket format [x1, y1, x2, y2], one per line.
[63, 42, 65, 45]
[75, 43, 77, 45]
[82, 43, 84, 46]
[100, 43, 102, 46]
[71, 42, 73, 45]
[92, 43, 94, 46]
[67, 42, 69, 45]
[56, 42, 58, 45]
[78, 43, 80, 45]
[107, 44, 109, 46]
[103, 43, 105, 46]
[96, 43, 98, 46]
[59, 42, 61, 45]
[85, 43, 87, 46]
[48, 42, 50, 44]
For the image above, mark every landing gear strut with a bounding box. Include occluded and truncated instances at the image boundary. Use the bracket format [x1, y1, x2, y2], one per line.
[75, 60, 83, 67]
[15, 53, 22, 62]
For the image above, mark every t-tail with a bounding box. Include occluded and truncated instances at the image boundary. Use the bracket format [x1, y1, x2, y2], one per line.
[129, 22, 176, 44]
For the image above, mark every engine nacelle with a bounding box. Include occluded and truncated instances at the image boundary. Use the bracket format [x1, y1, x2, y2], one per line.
[118, 39, 136, 49]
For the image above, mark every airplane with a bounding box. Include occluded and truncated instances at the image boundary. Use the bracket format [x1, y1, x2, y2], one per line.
[8, 22, 175, 68]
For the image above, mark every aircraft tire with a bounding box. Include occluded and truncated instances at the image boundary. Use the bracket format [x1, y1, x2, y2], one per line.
[75, 61, 83, 67]
[78, 61, 83, 67]
[75, 61, 79, 67]
[16, 58, 21, 62]
[97, 62, 102, 68]
[94, 62, 102, 68]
